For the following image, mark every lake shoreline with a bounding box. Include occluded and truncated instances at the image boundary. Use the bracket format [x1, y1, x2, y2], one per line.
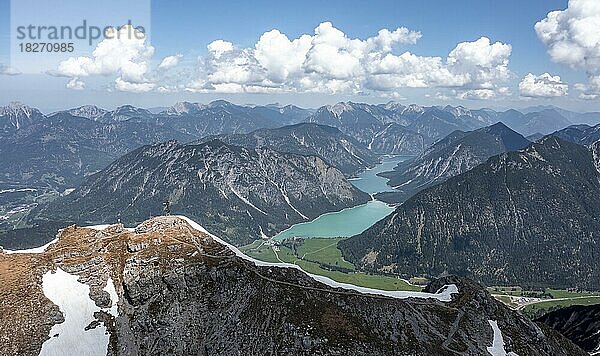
[271, 155, 411, 241]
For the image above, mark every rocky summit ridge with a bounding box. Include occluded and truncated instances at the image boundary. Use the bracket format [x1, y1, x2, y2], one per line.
[0, 216, 585, 356]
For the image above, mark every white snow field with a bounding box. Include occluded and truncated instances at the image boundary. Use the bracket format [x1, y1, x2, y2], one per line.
[39, 268, 114, 356]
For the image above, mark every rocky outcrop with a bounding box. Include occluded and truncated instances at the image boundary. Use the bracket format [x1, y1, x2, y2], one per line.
[0, 217, 586, 355]
[536, 304, 600, 354]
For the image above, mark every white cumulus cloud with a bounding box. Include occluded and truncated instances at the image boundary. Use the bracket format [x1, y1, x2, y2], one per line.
[458, 89, 497, 100]
[446, 37, 512, 89]
[186, 22, 511, 97]
[158, 54, 183, 70]
[575, 75, 600, 99]
[66, 77, 86, 90]
[535, 0, 600, 71]
[536, 0, 600, 98]
[115, 78, 155, 93]
[519, 73, 568, 98]
[207, 40, 234, 59]
[0, 64, 21, 76]
[254, 29, 312, 83]
[198, 22, 424, 94]
[52, 25, 155, 92]
[47, 21, 516, 99]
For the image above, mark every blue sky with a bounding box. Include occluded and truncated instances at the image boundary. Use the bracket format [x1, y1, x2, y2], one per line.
[149, 0, 567, 75]
[3, 0, 600, 112]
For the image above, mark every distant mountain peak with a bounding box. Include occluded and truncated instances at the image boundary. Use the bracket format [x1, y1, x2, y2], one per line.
[485, 121, 510, 130]
[165, 102, 206, 115]
[327, 102, 355, 117]
[444, 105, 471, 117]
[114, 104, 145, 112]
[402, 104, 424, 115]
[66, 105, 107, 120]
[1, 101, 38, 117]
[0, 102, 44, 129]
[100, 105, 153, 122]
[208, 100, 236, 109]
[382, 101, 406, 111]
[279, 104, 303, 112]
[481, 121, 519, 137]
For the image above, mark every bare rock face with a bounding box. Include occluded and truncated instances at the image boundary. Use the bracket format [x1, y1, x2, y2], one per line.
[536, 304, 600, 353]
[0, 216, 586, 355]
[592, 139, 600, 173]
[200, 123, 379, 177]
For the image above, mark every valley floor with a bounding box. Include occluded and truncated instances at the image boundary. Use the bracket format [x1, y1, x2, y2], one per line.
[243, 237, 600, 318]
[488, 287, 600, 318]
[242, 237, 422, 292]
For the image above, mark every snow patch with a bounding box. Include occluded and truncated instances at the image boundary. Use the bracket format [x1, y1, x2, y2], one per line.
[230, 186, 268, 215]
[86, 224, 135, 232]
[4, 238, 58, 254]
[487, 320, 519, 356]
[278, 188, 308, 220]
[103, 278, 119, 317]
[0, 188, 37, 194]
[258, 225, 269, 239]
[39, 268, 110, 356]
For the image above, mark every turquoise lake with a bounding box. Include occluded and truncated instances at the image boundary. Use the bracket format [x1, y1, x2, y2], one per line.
[273, 156, 410, 240]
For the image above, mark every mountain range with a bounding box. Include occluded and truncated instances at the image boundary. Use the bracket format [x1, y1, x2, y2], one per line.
[522, 105, 600, 126]
[29, 140, 369, 245]
[377, 122, 530, 203]
[498, 109, 574, 137]
[1, 98, 599, 354]
[0, 101, 317, 235]
[200, 123, 379, 176]
[340, 136, 600, 290]
[306, 102, 426, 155]
[0, 111, 193, 190]
[0, 100, 587, 193]
[154, 100, 310, 137]
[551, 123, 600, 147]
[0, 101, 316, 189]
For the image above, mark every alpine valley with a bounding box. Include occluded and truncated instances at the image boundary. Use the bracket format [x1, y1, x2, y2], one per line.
[6, 1, 600, 353]
[1, 100, 599, 355]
